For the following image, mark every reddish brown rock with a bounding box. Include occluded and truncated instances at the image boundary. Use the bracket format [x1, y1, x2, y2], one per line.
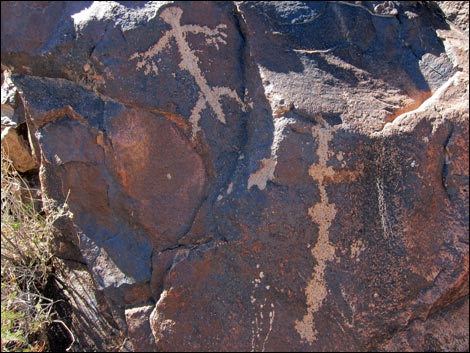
[379, 297, 469, 352]
[106, 108, 206, 250]
[1, 71, 38, 172]
[1, 1, 468, 352]
[1, 125, 38, 172]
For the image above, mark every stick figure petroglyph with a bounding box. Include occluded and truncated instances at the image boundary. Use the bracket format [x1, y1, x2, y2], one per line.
[130, 7, 245, 138]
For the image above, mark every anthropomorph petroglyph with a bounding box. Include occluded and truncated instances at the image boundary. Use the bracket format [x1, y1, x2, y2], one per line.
[129, 7, 245, 138]
[295, 116, 363, 344]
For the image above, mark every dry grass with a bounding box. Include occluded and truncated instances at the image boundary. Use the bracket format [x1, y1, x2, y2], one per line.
[1, 152, 69, 352]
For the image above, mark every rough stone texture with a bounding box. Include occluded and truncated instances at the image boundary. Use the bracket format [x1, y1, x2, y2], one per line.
[437, 1, 469, 32]
[379, 297, 469, 352]
[1, 71, 38, 172]
[1, 1, 468, 352]
[125, 305, 156, 352]
[1, 125, 38, 172]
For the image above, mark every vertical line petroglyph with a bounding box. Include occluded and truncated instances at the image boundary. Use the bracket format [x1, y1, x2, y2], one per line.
[376, 176, 393, 240]
[376, 141, 394, 242]
[295, 118, 337, 343]
[296, 116, 363, 343]
[250, 265, 275, 352]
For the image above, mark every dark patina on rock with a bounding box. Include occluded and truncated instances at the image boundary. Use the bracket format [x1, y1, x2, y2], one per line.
[1, 1, 468, 351]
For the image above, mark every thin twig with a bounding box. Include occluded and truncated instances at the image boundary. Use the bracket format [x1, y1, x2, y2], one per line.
[52, 320, 75, 352]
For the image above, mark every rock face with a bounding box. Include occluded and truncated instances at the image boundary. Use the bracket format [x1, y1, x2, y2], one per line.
[437, 1, 469, 32]
[1, 71, 38, 172]
[1, 1, 468, 351]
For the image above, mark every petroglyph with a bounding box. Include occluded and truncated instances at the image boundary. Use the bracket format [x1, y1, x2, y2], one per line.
[374, 137, 395, 244]
[350, 239, 366, 262]
[250, 265, 275, 352]
[248, 157, 277, 191]
[376, 176, 393, 240]
[248, 117, 295, 190]
[295, 116, 363, 343]
[129, 7, 244, 138]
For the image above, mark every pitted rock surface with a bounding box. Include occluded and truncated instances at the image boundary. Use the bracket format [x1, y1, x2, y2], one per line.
[1, 1, 468, 351]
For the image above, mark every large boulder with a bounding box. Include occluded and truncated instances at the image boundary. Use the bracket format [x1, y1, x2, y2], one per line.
[1, 1, 468, 351]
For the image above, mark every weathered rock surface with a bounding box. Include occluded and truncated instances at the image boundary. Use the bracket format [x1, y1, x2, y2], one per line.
[1, 71, 38, 172]
[437, 1, 469, 32]
[1, 1, 468, 351]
